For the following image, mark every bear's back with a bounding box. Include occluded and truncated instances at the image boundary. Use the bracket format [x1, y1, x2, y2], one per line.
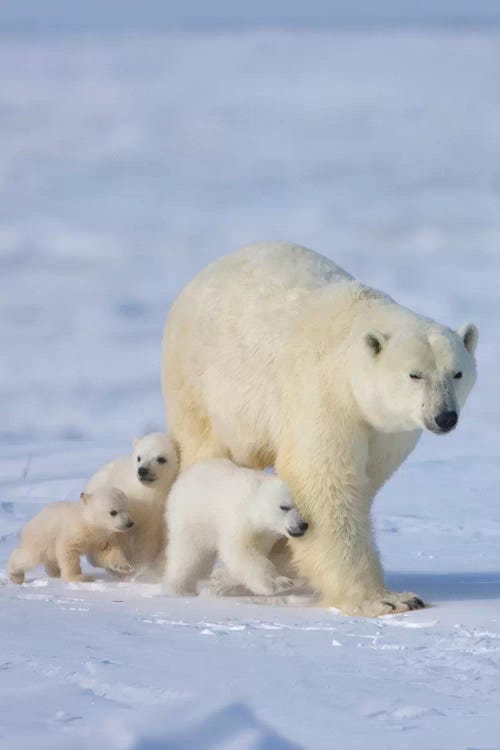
[21, 501, 80, 548]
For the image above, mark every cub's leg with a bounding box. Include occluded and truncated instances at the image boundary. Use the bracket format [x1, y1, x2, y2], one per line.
[164, 539, 215, 595]
[219, 539, 294, 596]
[57, 542, 94, 583]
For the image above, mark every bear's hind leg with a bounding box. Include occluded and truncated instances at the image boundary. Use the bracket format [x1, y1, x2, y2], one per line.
[7, 546, 38, 584]
[167, 391, 230, 471]
[164, 541, 215, 595]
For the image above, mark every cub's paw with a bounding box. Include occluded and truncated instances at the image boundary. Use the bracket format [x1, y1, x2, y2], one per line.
[9, 572, 25, 585]
[210, 567, 241, 595]
[72, 574, 95, 583]
[108, 561, 135, 576]
[253, 575, 296, 596]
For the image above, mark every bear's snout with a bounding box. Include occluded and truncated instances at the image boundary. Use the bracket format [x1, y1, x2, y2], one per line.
[434, 410, 458, 433]
[288, 520, 309, 538]
[138, 466, 156, 482]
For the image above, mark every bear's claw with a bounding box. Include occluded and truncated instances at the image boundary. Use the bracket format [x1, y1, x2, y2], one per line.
[405, 596, 425, 610]
[334, 592, 426, 617]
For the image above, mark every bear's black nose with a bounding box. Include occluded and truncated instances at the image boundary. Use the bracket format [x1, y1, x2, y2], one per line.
[299, 521, 309, 532]
[434, 410, 458, 432]
[138, 466, 148, 478]
[127, 520, 134, 528]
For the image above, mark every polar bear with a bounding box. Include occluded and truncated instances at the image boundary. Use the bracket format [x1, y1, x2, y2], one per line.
[7, 487, 134, 584]
[164, 459, 308, 596]
[162, 241, 478, 616]
[86, 433, 179, 575]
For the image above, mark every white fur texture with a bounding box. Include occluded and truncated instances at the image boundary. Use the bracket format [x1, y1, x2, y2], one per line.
[164, 459, 308, 596]
[7, 487, 134, 584]
[162, 241, 478, 616]
[86, 433, 179, 575]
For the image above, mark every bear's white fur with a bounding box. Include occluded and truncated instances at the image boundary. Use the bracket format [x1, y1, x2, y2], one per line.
[163, 459, 308, 596]
[86, 433, 179, 575]
[162, 241, 478, 616]
[7, 487, 134, 584]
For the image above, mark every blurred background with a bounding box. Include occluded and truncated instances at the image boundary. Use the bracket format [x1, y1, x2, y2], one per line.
[0, 1, 498, 445]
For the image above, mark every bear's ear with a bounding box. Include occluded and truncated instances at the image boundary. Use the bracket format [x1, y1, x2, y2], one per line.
[133, 437, 139, 448]
[80, 492, 89, 504]
[365, 329, 386, 357]
[457, 323, 478, 354]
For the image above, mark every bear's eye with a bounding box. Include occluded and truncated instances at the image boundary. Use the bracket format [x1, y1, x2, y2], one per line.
[409, 373, 423, 380]
[280, 505, 292, 512]
[454, 371, 463, 379]
[109, 510, 118, 517]
[157, 456, 167, 464]
[137, 456, 141, 462]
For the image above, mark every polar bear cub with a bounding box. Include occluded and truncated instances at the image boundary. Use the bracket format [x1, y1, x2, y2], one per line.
[86, 432, 178, 501]
[85, 433, 179, 575]
[164, 459, 309, 596]
[7, 487, 134, 584]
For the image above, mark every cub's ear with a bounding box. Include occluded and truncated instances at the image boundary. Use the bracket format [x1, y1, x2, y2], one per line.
[133, 437, 139, 448]
[365, 329, 387, 356]
[457, 323, 478, 355]
[80, 492, 90, 504]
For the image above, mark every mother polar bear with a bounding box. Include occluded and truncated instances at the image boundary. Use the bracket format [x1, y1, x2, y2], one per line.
[162, 242, 478, 616]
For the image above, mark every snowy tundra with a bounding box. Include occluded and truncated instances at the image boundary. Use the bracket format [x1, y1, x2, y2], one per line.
[162, 241, 478, 616]
[0, 24, 498, 750]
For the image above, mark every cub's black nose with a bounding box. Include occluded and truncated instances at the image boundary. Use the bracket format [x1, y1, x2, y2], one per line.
[138, 466, 148, 478]
[127, 520, 134, 528]
[299, 521, 309, 532]
[434, 410, 458, 432]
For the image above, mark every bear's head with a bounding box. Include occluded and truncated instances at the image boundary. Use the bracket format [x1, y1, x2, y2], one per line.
[251, 477, 309, 538]
[80, 487, 134, 532]
[132, 433, 179, 488]
[351, 322, 478, 434]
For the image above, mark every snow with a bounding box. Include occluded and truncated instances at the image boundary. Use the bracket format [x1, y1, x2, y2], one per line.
[1, 18, 499, 750]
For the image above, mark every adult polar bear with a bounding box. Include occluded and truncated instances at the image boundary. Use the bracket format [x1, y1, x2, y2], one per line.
[162, 242, 478, 616]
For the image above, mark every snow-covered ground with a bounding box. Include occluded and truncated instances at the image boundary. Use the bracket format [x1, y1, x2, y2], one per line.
[1, 24, 499, 750]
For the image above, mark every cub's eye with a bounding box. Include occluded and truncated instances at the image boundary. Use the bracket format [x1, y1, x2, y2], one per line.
[280, 505, 292, 512]
[454, 371, 463, 379]
[110, 510, 118, 517]
[409, 373, 423, 380]
[137, 456, 141, 462]
[157, 456, 167, 464]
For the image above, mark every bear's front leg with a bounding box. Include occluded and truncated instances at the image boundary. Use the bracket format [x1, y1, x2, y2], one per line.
[291, 522, 423, 616]
[99, 542, 135, 576]
[219, 539, 294, 596]
[277, 445, 424, 616]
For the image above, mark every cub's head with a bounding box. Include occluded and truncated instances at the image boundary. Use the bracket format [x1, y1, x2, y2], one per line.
[352, 322, 478, 434]
[80, 487, 134, 532]
[132, 433, 179, 488]
[253, 478, 309, 539]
